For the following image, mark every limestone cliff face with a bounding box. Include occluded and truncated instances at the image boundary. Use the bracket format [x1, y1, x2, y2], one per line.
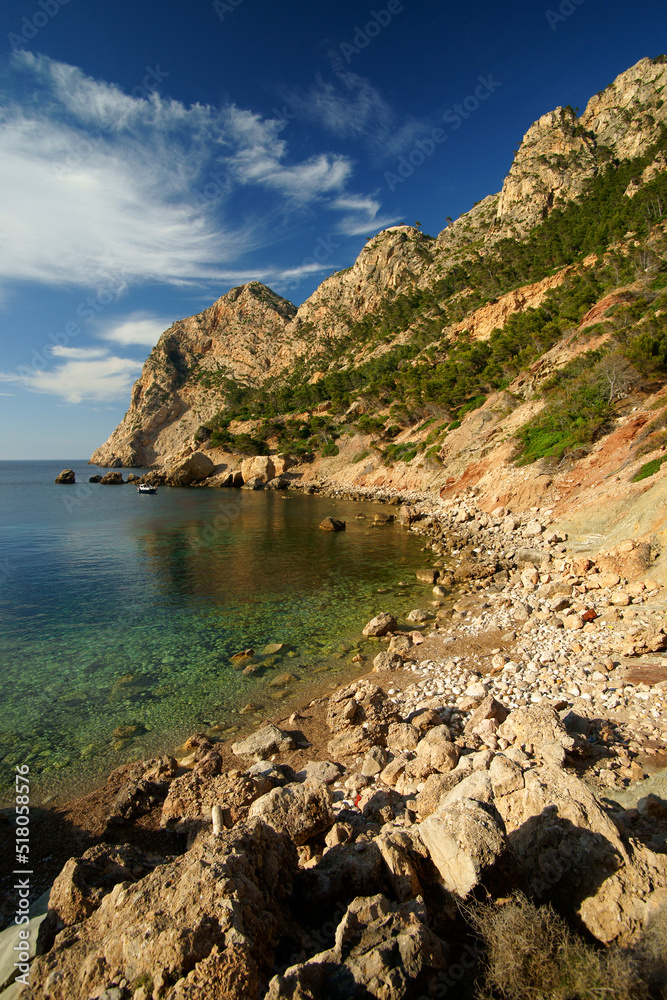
[91, 57, 667, 469]
[288, 226, 435, 341]
[495, 56, 667, 235]
[90, 283, 297, 467]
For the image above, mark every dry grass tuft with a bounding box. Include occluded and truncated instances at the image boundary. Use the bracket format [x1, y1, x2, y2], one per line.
[470, 894, 649, 1000]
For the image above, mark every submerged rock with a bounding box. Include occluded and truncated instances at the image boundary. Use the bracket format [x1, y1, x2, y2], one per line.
[319, 516, 346, 531]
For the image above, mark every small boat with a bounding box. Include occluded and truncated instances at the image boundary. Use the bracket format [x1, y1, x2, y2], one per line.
[137, 484, 158, 494]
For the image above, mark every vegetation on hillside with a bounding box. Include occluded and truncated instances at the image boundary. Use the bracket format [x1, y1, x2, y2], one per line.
[202, 127, 667, 467]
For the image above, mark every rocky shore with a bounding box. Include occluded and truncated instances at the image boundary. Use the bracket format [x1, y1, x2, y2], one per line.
[4, 494, 667, 999]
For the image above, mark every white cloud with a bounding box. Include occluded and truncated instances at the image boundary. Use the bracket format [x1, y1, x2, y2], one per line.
[282, 71, 427, 157]
[0, 53, 388, 294]
[98, 313, 172, 347]
[0, 347, 142, 403]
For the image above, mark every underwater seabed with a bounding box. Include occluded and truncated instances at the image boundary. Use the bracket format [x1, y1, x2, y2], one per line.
[0, 470, 431, 803]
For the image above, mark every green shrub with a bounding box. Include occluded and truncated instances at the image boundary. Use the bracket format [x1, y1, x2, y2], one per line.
[632, 455, 667, 481]
[320, 441, 339, 457]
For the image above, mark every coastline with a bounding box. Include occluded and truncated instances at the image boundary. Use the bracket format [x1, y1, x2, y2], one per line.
[2, 489, 667, 997]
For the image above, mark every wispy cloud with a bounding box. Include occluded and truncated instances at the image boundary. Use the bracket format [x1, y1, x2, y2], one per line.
[0, 346, 142, 403]
[0, 52, 395, 295]
[98, 312, 172, 347]
[281, 70, 427, 158]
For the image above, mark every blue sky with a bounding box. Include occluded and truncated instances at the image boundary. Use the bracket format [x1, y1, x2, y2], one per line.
[0, 0, 664, 459]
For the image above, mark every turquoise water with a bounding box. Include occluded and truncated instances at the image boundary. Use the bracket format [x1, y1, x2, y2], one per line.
[0, 461, 429, 802]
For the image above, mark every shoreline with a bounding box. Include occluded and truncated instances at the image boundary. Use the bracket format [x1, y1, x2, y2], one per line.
[3, 491, 667, 996]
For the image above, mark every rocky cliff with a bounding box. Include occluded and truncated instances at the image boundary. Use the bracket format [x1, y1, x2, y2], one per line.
[90, 283, 298, 467]
[92, 55, 667, 517]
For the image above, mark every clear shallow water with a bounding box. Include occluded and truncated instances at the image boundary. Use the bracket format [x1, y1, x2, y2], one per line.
[0, 461, 429, 802]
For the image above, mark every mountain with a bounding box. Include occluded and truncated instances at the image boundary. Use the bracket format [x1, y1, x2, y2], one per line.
[91, 56, 667, 549]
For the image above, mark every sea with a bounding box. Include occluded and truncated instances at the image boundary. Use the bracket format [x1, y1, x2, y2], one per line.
[0, 460, 430, 804]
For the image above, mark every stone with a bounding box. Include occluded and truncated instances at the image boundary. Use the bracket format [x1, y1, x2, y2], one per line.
[360, 745, 388, 777]
[165, 451, 215, 486]
[54, 469, 75, 484]
[242, 476, 266, 490]
[241, 455, 276, 483]
[100, 471, 124, 484]
[161, 769, 273, 835]
[464, 694, 510, 735]
[231, 723, 296, 759]
[524, 520, 544, 536]
[326, 680, 398, 736]
[362, 612, 397, 636]
[294, 760, 342, 785]
[416, 568, 438, 584]
[264, 894, 447, 999]
[37, 843, 166, 953]
[27, 821, 297, 1000]
[497, 704, 575, 765]
[372, 650, 403, 672]
[387, 633, 413, 657]
[88, 475, 102, 482]
[319, 517, 346, 531]
[248, 779, 334, 845]
[419, 798, 507, 897]
[386, 722, 420, 751]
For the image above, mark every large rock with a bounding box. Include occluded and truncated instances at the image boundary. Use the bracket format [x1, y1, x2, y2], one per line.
[361, 612, 398, 637]
[26, 820, 298, 1000]
[54, 469, 75, 484]
[36, 844, 166, 954]
[165, 451, 215, 486]
[240, 455, 275, 484]
[231, 723, 296, 759]
[419, 796, 507, 898]
[248, 779, 334, 845]
[265, 894, 447, 999]
[100, 471, 124, 484]
[497, 704, 575, 765]
[326, 680, 399, 737]
[161, 769, 274, 835]
[319, 517, 346, 531]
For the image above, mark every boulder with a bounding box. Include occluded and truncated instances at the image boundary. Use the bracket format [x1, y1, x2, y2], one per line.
[497, 704, 575, 766]
[264, 894, 447, 999]
[319, 517, 346, 531]
[241, 476, 266, 490]
[464, 694, 510, 736]
[416, 568, 438, 584]
[231, 723, 296, 759]
[294, 760, 342, 785]
[326, 680, 398, 737]
[248, 779, 334, 845]
[165, 451, 215, 486]
[362, 612, 397, 637]
[100, 471, 124, 484]
[241, 455, 276, 483]
[27, 820, 298, 1000]
[372, 650, 403, 672]
[161, 769, 273, 835]
[106, 754, 178, 824]
[88, 474, 102, 483]
[36, 844, 166, 953]
[54, 469, 75, 484]
[265, 477, 289, 490]
[419, 797, 507, 898]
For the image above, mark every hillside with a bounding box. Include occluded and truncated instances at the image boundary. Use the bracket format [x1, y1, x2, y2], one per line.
[91, 56, 667, 571]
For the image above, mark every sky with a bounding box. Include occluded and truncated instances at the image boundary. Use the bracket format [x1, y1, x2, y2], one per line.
[0, 0, 665, 459]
